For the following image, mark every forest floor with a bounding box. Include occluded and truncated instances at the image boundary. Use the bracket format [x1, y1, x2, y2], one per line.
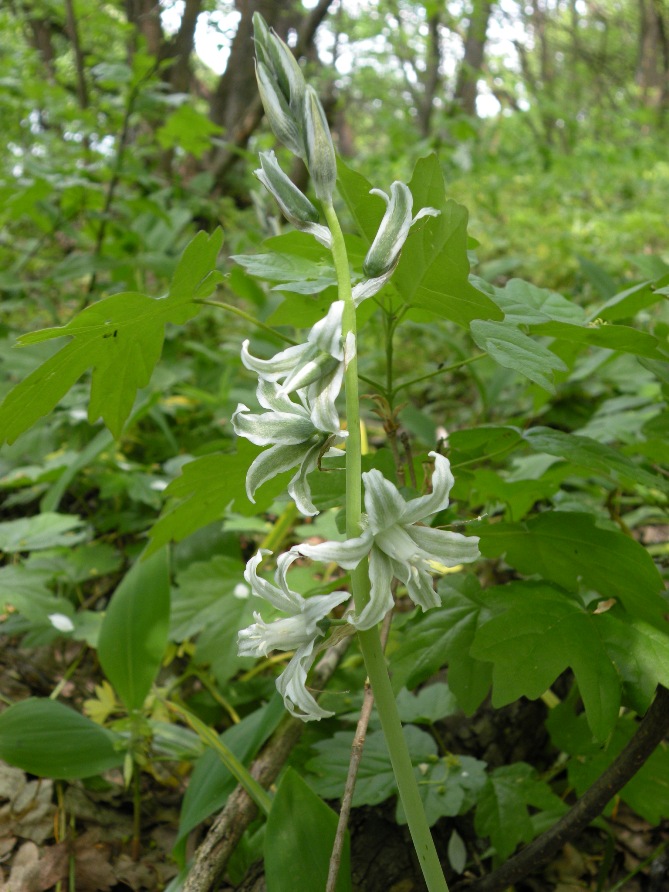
[1, 641, 668, 892]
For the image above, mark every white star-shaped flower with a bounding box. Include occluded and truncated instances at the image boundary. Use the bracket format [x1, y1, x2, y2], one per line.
[237, 550, 349, 721]
[294, 452, 479, 629]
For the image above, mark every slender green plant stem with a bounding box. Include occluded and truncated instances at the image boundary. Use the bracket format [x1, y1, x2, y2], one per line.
[197, 299, 298, 345]
[323, 201, 449, 892]
[393, 352, 485, 396]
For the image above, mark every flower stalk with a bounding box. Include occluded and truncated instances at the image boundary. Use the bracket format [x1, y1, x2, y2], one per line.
[323, 198, 450, 892]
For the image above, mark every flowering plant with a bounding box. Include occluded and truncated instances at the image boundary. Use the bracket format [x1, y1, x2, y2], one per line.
[231, 15, 480, 891]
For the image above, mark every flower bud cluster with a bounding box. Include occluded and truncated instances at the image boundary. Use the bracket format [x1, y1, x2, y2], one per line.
[234, 18, 479, 721]
[253, 13, 337, 204]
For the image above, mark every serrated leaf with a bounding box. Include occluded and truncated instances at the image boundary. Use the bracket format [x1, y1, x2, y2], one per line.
[0, 230, 223, 442]
[0, 698, 123, 779]
[97, 547, 170, 711]
[306, 726, 437, 807]
[0, 513, 88, 552]
[338, 155, 502, 326]
[477, 511, 665, 623]
[146, 444, 288, 556]
[493, 278, 585, 325]
[470, 320, 567, 392]
[390, 575, 493, 714]
[475, 763, 567, 859]
[394, 157, 503, 326]
[523, 426, 669, 494]
[471, 582, 621, 739]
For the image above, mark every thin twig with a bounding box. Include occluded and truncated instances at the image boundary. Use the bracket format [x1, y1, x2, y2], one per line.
[454, 686, 669, 892]
[183, 633, 352, 892]
[326, 609, 395, 892]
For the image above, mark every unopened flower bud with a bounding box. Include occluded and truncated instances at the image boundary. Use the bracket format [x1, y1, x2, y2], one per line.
[253, 14, 305, 117]
[303, 86, 337, 204]
[254, 151, 333, 247]
[256, 61, 305, 158]
[255, 151, 319, 225]
[363, 181, 440, 278]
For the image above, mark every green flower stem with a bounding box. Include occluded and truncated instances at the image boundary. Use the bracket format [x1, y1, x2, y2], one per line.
[323, 201, 449, 892]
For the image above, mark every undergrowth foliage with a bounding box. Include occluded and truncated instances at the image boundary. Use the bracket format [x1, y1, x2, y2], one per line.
[0, 12, 668, 892]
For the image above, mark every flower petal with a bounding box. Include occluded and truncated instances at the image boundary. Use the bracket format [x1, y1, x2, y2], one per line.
[287, 438, 328, 516]
[237, 611, 314, 656]
[362, 469, 406, 533]
[404, 525, 481, 567]
[295, 531, 374, 569]
[349, 547, 395, 630]
[232, 404, 315, 446]
[244, 549, 303, 612]
[241, 339, 309, 381]
[307, 301, 345, 360]
[385, 551, 440, 612]
[399, 452, 455, 525]
[277, 641, 335, 720]
[255, 378, 309, 416]
[304, 362, 344, 433]
[245, 441, 317, 504]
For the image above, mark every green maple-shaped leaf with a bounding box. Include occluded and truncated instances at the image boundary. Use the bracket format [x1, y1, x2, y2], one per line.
[146, 441, 289, 555]
[0, 230, 224, 442]
[475, 763, 567, 859]
[390, 575, 494, 714]
[471, 582, 622, 739]
[477, 511, 665, 623]
[337, 155, 502, 327]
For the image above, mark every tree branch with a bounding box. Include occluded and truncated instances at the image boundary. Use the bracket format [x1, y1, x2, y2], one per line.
[454, 686, 669, 892]
[182, 632, 352, 892]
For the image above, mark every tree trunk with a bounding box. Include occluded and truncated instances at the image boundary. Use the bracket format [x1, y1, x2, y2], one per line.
[453, 0, 494, 116]
[637, 0, 669, 114]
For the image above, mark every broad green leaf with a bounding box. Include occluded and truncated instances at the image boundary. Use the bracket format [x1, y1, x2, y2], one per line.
[306, 726, 437, 807]
[0, 698, 123, 779]
[448, 426, 524, 468]
[547, 706, 669, 825]
[338, 155, 502, 326]
[493, 278, 585, 325]
[336, 160, 382, 244]
[0, 230, 223, 442]
[594, 280, 666, 322]
[477, 512, 665, 623]
[231, 252, 336, 293]
[171, 555, 254, 685]
[389, 575, 493, 714]
[0, 513, 88, 552]
[396, 754, 488, 827]
[532, 319, 669, 361]
[97, 547, 170, 711]
[265, 768, 351, 892]
[463, 465, 568, 521]
[393, 156, 503, 326]
[175, 695, 285, 856]
[396, 683, 459, 725]
[146, 444, 288, 556]
[475, 764, 567, 859]
[471, 582, 621, 739]
[599, 608, 669, 713]
[470, 320, 567, 392]
[522, 426, 669, 494]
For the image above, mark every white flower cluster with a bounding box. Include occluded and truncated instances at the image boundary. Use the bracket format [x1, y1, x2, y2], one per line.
[233, 15, 480, 721]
